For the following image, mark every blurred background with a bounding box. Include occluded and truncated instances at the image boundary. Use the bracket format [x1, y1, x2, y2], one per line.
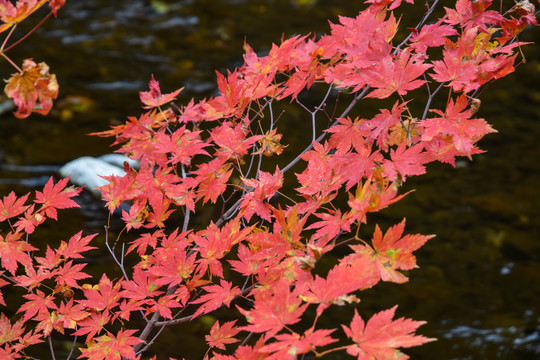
[0, 0, 539, 359]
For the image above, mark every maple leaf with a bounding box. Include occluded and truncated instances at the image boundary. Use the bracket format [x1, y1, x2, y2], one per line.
[409, 20, 458, 54]
[240, 166, 283, 221]
[49, 0, 65, 16]
[0, 313, 26, 344]
[0, 274, 7, 306]
[210, 121, 263, 162]
[363, 49, 431, 99]
[98, 166, 142, 213]
[0, 0, 48, 33]
[239, 278, 308, 340]
[206, 320, 241, 350]
[121, 266, 163, 301]
[421, 95, 496, 157]
[342, 306, 434, 359]
[78, 274, 122, 312]
[0, 231, 37, 274]
[191, 280, 241, 318]
[306, 209, 351, 241]
[302, 255, 379, 316]
[73, 311, 111, 343]
[140, 74, 183, 109]
[56, 231, 97, 259]
[193, 157, 233, 204]
[0, 191, 29, 221]
[253, 128, 287, 156]
[34, 177, 81, 220]
[381, 143, 428, 181]
[18, 289, 58, 322]
[57, 299, 89, 331]
[296, 141, 344, 196]
[150, 244, 196, 287]
[430, 47, 478, 92]
[326, 116, 371, 154]
[444, 0, 504, 31]
[13, 264, 52, 289]
[54, 260, 92, 288]
[153, 126, 209, 166]
[228, 243, 259, 276]
[351, 219, 433, 283]
[259, 329, 337, 358]
[366, 101, 407, 150]
[4, 59, 59, 118]
[79, 329, 143, 360]
[194, 220, 254, 278]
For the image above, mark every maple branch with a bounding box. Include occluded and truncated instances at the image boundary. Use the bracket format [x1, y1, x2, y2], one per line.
[421, 82, 445, 120]
[0, 24, 17, 51]
[48, 335, 57, 360]
[104, 226, 130, 281]
[395, 0, 441, 52]
[3, 11, 54, 53]
[281, 84, 371, 175]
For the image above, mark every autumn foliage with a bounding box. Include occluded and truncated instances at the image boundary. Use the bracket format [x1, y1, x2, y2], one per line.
[0, 0, 538, 359]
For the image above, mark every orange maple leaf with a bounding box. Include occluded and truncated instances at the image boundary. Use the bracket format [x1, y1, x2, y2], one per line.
[4, 59, 58, 118]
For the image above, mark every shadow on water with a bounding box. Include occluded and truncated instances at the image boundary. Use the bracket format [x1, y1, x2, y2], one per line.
[0, 0, 539, 358]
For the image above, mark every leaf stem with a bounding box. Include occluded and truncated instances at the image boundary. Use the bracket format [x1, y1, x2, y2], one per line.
[3, 11, 54, 53]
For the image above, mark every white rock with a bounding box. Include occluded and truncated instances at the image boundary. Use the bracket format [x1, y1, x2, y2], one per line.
[59, 156, 128, 192]
[98, 154, 139, 169]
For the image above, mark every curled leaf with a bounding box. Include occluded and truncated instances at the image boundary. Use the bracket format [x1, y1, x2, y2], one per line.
[0, 0, 48, 33]
[4, 59, 59, 118]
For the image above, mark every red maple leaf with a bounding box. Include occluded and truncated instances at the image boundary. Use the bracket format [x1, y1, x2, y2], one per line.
[206, 320, 241, 350]
[0, 0, 48, 33]
[239, 278, 308, 340]
[421, 95, 496, 157]
[342, 306, 434, 359]
[152, 126, 209, 166]
[306, 209, 351, 241]
[56, 231, 97, 259]
[0, 231, 37, 274]
[430, 47, 478, 92]
[260, 329, 337, 358]
[54, 260, 92, 288]
[210, 121, 263, 162]
[444, 0, 503, 31]
[192, 280, 241, 318]
[351, 219, 433, 283]
[193, 157, 233, 204]
[121, 266, 163, 301]
[57, 299, 89, 331]
[303, 255, 379, 315]
[381, 143, 428, 181]
[409, 20, 458, 54]
[0, 274, 8, 306]
[0, 313, 26, 344]
[0, 191, 30, 221]
[363, 49, 431, 99]
[194, 220, 253, 278]
[18, 289, 57, 322]
[366, 101, 407, 150]
[240, 166, 283, 221]
[78, 274, 122, 312]
[79, 329, 143, 360]
[34, 177, 81, 220]
[326, 116, 370, 154]
[139, 74, 182, 109]
[73, 310, 111, 343]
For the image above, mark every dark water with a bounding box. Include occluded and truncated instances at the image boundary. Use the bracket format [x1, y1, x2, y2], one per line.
[1, 1, 539, 359]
